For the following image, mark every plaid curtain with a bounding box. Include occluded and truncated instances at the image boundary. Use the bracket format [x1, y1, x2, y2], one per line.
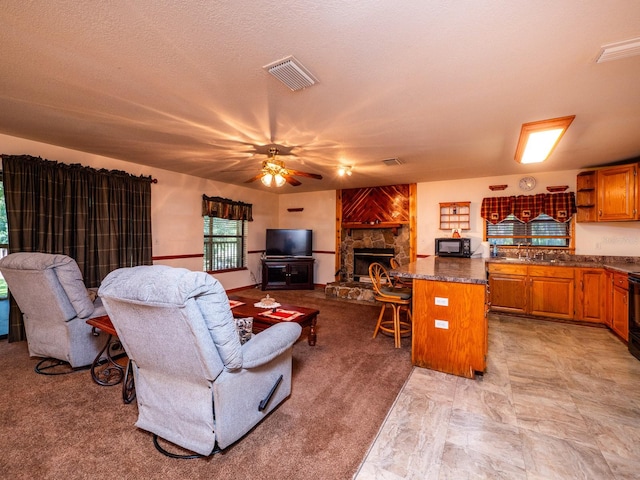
[480, 196, 515, 224]
[513, 194, 545, 223]
[482, 192, 576, 224]
[1, 154, 153, 342]
[544, 192, 576, 222]
[202, 194, 253, 220]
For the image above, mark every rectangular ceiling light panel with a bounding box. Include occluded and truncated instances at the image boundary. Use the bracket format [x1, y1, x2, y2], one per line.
[596, 37, 640, 63]
[263, 56, 318, 91]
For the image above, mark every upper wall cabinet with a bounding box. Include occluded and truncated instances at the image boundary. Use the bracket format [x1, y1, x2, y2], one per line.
[576, 163, 638, 222]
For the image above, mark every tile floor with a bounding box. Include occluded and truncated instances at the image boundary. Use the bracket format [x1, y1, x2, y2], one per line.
[354, 314, 640, 480]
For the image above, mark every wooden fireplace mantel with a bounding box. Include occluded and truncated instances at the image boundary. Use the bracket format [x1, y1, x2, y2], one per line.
[342, 222, 404, 235]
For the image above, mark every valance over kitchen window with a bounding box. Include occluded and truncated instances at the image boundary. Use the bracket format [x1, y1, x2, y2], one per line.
[481, 192, 576, 224]
[202, 194, 253, 221]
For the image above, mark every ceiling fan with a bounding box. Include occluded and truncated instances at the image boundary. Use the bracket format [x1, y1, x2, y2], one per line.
[245, 148, 323, 187]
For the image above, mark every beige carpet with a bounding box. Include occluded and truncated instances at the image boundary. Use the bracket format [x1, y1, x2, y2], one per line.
[0, 288, 412, 480]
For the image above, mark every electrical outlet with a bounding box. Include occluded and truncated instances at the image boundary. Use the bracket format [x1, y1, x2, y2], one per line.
[435, 297, 449, 306]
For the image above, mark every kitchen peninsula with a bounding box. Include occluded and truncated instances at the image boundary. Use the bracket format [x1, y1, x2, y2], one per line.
[393, 256, 488, 378]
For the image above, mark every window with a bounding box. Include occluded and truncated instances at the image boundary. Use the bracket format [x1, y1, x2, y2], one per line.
[204, 217, 246, 272]
[486, 214, 572, 248]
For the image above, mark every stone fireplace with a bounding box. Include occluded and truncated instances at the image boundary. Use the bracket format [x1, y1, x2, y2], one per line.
[339, 228, 410, 281]
[325, 184, 413, 302]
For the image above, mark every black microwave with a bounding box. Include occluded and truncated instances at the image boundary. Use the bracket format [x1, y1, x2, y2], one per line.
[435, 238, 471, 257]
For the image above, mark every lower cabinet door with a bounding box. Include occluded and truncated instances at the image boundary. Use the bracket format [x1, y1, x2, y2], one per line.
[529, 276, 575, 319]
[489, 274, 527, 314]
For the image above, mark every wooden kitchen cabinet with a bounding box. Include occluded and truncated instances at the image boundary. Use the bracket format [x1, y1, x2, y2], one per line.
[597, 163, 638, 221]
[412, 278, 487, 378]
[610, 271, 629, 341]
[576, 163, 639, 223]
[574, 268, 605, 323]
[487, 263, 528, 314]
[528, 266, 575, 319]
[488, 263, 575, 321]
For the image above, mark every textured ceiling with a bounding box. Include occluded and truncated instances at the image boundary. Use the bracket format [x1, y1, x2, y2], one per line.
[1, 1, 640, 192]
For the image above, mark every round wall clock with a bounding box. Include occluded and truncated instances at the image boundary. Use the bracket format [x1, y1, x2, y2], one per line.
[519, 176, 536, 191]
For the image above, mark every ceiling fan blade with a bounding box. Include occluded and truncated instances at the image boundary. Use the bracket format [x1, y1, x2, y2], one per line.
[286, 169, 323, 180]
[284, 175, 302, 186]
[244, 173, 263, 183]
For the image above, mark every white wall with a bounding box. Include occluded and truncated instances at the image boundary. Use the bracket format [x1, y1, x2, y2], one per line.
[0, 134, 279, 290]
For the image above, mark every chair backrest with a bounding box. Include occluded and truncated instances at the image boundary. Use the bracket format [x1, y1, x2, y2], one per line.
[368, 262, 393, 297]
[0, 252, 106, 367]
[98, 265, 241, 381]
[0, 252, 96, 322]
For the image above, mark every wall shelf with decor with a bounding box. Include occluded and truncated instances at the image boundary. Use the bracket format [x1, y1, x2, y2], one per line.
[439, 202, 471, 231]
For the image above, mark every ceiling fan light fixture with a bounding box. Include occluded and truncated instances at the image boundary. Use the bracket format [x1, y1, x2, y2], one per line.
[337, 166, 352, 177]
[261, 173, 274, 187]
[514, 115, 575, 164]
[274, 173, 287, 187]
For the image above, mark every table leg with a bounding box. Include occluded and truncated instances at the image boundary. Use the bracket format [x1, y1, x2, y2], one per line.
[90, 334, 125, 386]
[308, 317, 317, 346]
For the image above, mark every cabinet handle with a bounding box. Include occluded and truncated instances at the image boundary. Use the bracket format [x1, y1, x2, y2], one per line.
[598, 209, 602, 216]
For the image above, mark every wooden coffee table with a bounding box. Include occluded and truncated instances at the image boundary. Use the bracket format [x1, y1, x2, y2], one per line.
[228, 296, 319, 346]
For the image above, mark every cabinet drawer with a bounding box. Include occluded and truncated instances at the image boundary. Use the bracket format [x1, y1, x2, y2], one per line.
[487, 263, 528, 275]
[613, 272, 629, 289]
[528, 265, 574, 279]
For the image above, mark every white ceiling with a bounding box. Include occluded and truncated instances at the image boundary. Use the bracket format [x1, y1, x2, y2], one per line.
[1, 1, 640, 193]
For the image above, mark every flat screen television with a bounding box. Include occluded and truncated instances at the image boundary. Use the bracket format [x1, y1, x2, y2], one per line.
[265, 229, 313, 257]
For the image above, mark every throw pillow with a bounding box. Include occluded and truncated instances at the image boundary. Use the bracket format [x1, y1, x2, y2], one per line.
[234, 317, 253, 345]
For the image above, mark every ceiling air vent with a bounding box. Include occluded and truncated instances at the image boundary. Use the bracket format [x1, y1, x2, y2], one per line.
[263, 56, 318, 91]
[381, 158, 402, 166]
[596, 37, 640, 63]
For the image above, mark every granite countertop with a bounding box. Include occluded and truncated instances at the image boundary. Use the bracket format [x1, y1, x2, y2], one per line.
[393, 257, 487, 285]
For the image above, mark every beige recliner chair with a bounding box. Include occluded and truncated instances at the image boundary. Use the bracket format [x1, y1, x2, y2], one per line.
[98, 264, 302, 457]
[0, 252, 108, 373]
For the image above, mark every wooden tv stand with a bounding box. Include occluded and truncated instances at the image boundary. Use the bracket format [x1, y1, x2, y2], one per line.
[261, 257, 315, 290]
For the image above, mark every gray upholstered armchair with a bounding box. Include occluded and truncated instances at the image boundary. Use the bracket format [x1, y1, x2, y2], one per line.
[0, 252, 108, 373]
[98, 265, 302, 457]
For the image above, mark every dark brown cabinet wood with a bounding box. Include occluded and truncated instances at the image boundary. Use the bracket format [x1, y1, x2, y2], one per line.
[261, 258, 315, 290]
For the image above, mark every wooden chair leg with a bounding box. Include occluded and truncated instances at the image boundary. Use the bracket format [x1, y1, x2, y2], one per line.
[393, 304, 401, 348]
[373, 304, 386, 339]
